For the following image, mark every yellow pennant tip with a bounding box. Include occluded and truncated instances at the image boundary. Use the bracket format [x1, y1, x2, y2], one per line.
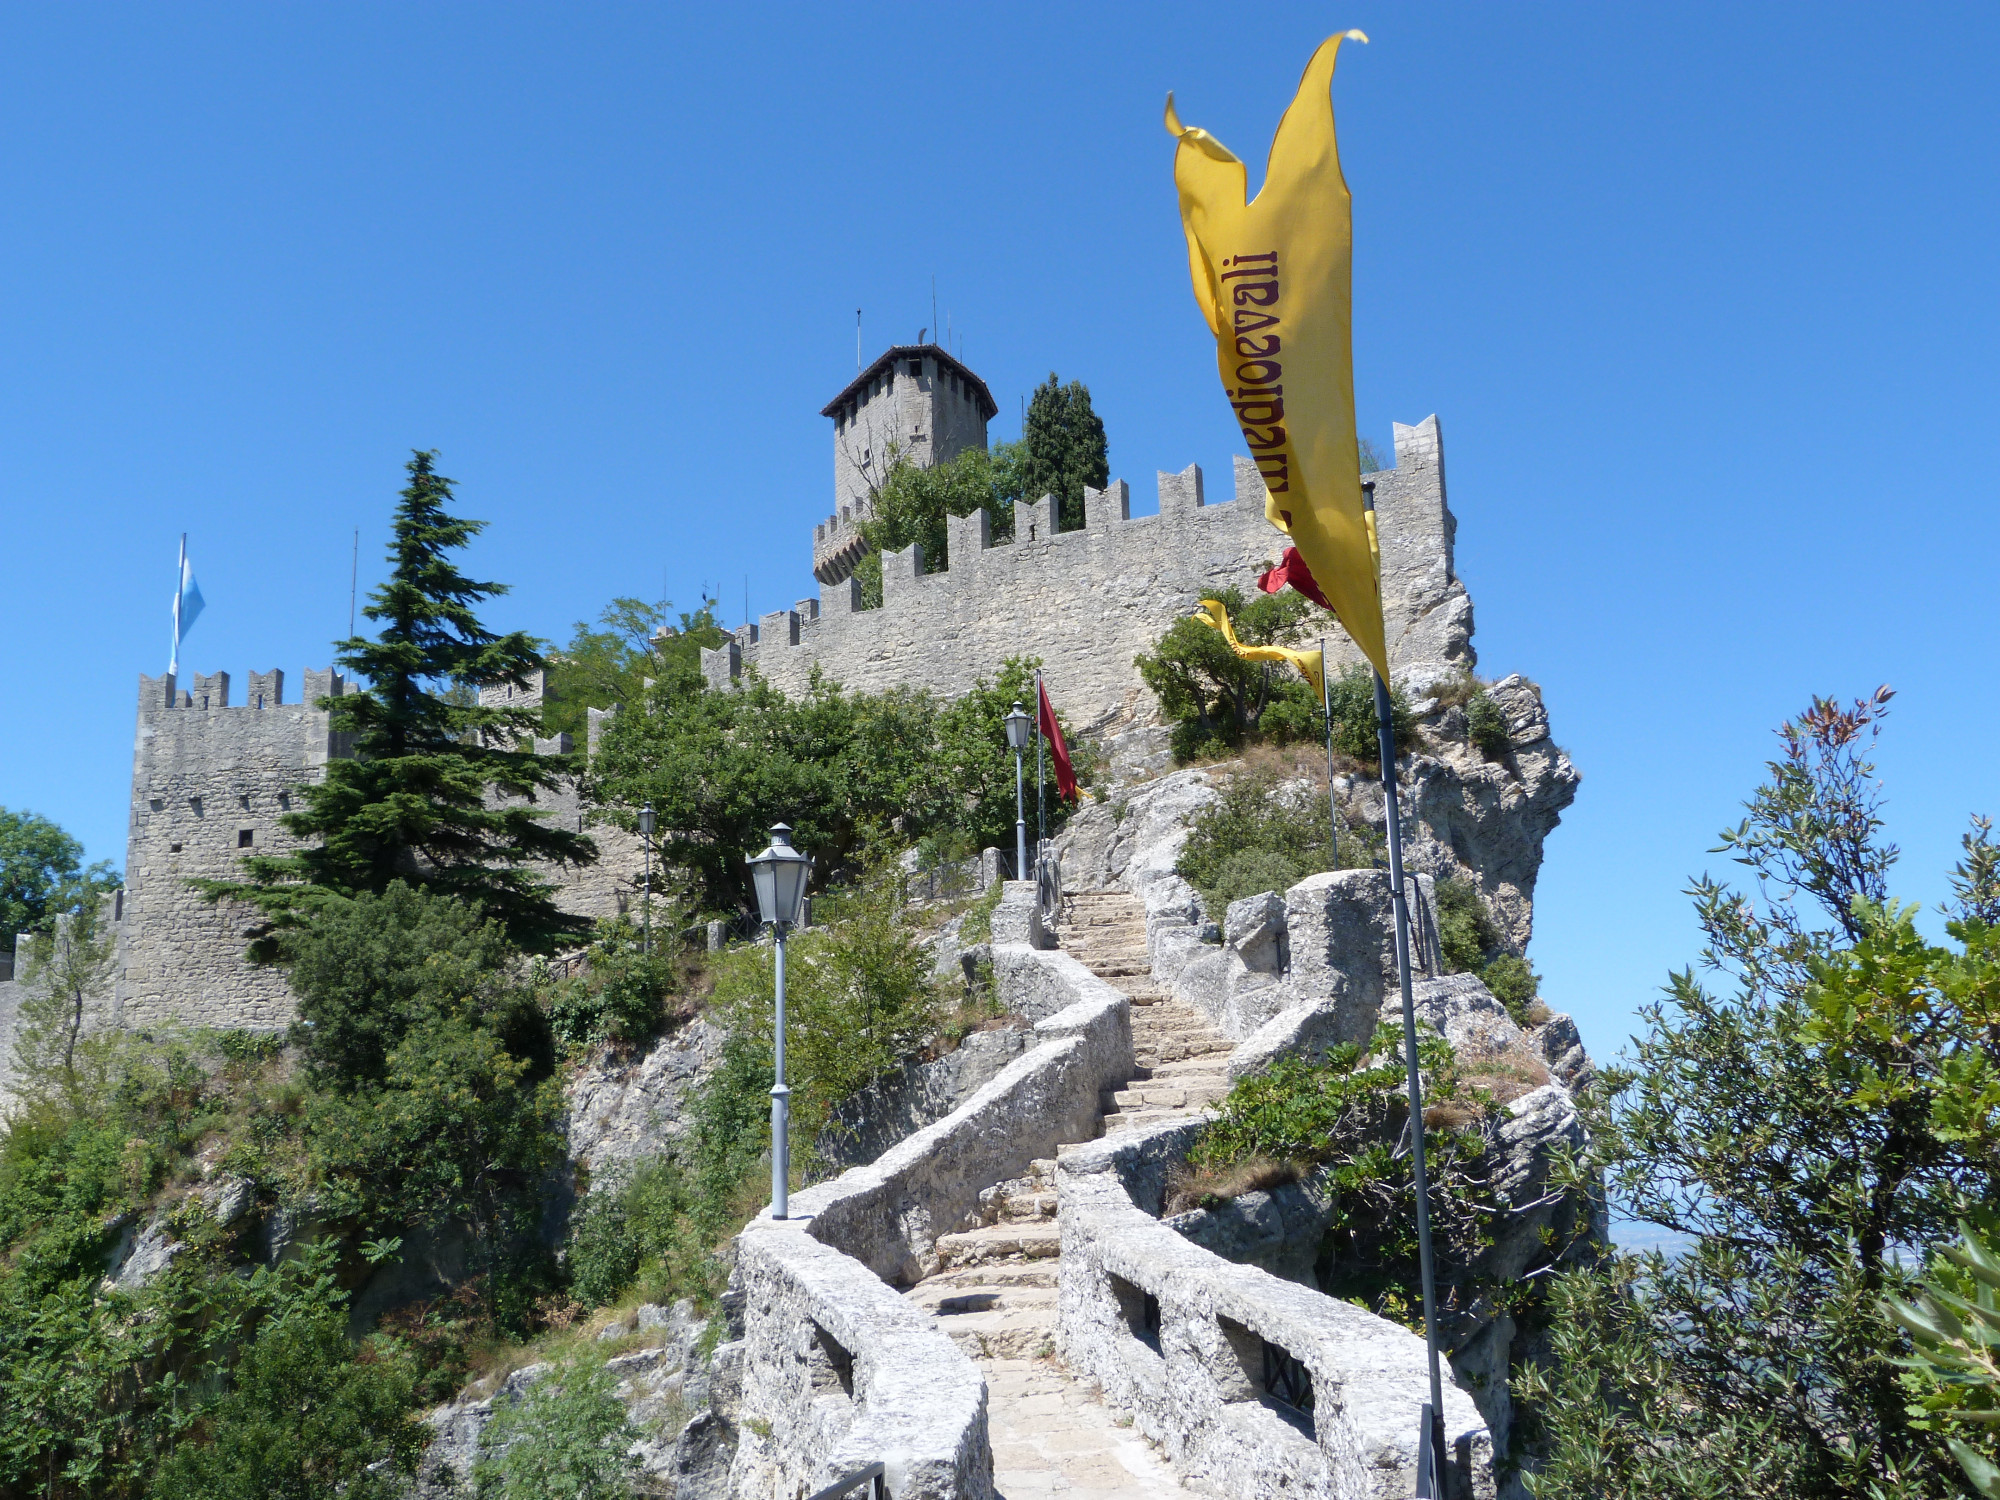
[1163, 91, 1184, 138]
[1343, 28, 1369, 43]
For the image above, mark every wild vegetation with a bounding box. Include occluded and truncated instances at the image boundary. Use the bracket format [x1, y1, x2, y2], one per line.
[1519, 690, 2000, 1499]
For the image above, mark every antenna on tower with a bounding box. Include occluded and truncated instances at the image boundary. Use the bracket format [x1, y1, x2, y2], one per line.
[348, 527, 358, 639]
[856, 309, 862, 370]
[931, 275, 937, 347]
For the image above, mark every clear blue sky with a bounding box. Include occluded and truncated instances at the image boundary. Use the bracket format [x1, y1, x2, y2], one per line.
[3, 3, 1995, 1072]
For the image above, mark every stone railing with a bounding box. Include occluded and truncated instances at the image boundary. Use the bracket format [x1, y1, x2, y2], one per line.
[784, 949, 1130, 1284]
[727, 1224, 993, 1500]
[1056, 1117, 1496, 1500]
[719, 942, 1132, 1499]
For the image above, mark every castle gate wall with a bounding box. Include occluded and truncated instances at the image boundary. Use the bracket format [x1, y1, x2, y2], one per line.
[711, 416, 1472, 738]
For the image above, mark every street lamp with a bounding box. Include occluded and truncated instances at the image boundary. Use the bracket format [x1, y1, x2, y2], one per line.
[637, 803, 657, 955]
[1004, 701, 1033, 879]
[747, 822, 811, 1219]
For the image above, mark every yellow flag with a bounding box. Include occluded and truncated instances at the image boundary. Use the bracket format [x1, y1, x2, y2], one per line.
[1167, 31, 1388, 682]
[1193, 599, 1324, 698]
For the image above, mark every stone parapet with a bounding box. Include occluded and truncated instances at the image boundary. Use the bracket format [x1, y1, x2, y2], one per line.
[1056, 1116, 1496, 1499]
[726, 1224, 994, 1500]
[780, 958, 1131, 1285]
[706, 420, 1469, 758]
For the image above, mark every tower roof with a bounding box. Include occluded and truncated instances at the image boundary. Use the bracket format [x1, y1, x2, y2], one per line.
[821, 344, 998, 422]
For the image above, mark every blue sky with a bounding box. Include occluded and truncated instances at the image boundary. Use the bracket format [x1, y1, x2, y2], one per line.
[2, 3, 1995, 1075]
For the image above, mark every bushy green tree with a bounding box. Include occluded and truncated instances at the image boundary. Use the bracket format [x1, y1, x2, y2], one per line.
[588, 655, 1079, 915]
[542, 915, 687, 1053]
[1136, 586, 1322, 761]
[206, 451, 595, 953]
[0, 807, 117, 952]
[306, 1016, 564, 1280]
[1520, 689, 2000, 1500]
[472, 1353, 640, 1500]
[280, 881, 544, 1085]
[542, 595, 728, 742]
[1433, 877, 1540, 1023]
[151, 1300, 423, 1500]
[1019, 373, 1108, 533]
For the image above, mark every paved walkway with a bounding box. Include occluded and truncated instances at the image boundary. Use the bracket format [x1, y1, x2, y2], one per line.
[901, 891, 1235, 1498]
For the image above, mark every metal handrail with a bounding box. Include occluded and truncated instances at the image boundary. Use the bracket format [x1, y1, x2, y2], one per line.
[805, 1460, 886, 1500]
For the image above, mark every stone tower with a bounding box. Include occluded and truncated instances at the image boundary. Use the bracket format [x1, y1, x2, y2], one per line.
[813, 344, 997, 584]
[117, 667, 353, 1032]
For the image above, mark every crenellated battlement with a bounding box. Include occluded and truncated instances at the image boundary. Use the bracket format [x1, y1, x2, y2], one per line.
[137, 668, 353, 714]
[707, 417, 1472, 752]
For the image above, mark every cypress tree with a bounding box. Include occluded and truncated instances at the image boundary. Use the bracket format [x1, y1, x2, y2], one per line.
[1019, 373, 1109, 533]
[209, 450, 595, 953]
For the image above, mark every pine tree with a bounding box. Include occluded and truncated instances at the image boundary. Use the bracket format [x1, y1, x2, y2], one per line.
[1019, 373, 1109, 533]
[208, 451, 594, 952]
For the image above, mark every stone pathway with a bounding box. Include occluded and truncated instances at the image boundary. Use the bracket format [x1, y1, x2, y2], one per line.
[900, 891, 1234, 1498]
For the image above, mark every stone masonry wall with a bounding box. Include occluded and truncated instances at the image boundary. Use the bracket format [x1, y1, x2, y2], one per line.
[118, 667, 351, 1033]
[711, 417, 1472, 755]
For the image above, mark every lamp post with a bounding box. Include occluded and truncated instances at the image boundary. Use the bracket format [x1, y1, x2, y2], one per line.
[747, 822, 811, 1219]
[1004, 701, 1032, 879]
[638, 803, 657, 955]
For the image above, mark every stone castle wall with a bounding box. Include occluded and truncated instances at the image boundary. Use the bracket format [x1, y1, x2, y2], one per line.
[710, 416, 1472, 755]
[117, 667, 352, 1032]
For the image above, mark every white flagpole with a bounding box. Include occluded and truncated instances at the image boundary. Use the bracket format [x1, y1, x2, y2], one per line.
[169, 533, 187, 676]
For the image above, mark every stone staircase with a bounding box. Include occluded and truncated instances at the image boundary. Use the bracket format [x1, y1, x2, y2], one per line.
[900, 889, 1231, 1497]
[1063, 890, 1233, 1133]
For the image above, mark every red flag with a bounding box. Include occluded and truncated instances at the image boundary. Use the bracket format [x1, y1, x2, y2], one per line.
[1037, 679, 1078, 803]
[1258, 546, 1334, 614]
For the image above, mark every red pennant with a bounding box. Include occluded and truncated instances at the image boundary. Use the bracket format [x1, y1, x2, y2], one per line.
[1037, 679, 1078, 803]
[1257, 546, 1334, 613]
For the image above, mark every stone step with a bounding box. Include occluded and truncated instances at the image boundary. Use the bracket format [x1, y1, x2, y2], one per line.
[1105, 1106, 1214, 1132]
[936, 1223, 1062, 1268]
[1109, 1081, 1229, 1110]
[993, 1191, 1057, 1222]
[1139, 1055, 1234, 1077]
[915, 1261, 1060, 1292]
[907, 1285, 1059, 1360]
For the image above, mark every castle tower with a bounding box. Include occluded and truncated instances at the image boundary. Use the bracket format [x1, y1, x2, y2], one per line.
[118, 667, 353, 1033]
[813, 344, 997, 584]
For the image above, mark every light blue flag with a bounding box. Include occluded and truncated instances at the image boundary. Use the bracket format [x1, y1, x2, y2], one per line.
[169, 536, 204, 675]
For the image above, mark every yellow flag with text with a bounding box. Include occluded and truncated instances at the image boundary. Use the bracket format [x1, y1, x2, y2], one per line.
[1166, 32, 1388, 682]
[1193, 599, 1324, 698]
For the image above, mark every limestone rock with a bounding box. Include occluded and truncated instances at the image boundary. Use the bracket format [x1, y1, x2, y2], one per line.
[563, 1017, 725, 1177]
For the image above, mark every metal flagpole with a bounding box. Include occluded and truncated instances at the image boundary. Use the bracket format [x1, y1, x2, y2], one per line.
[1365, 484, 1447, 1484]
[1034, 671, 1048, 860]
[170, 533, 187, 676]
[1319, 636, 1339, 867]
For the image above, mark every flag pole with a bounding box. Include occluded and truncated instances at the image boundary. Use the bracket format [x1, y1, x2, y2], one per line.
[169, 532, 187, 677]
[1319, 635, 1339, 868]
[1365, 483, 1447, 1484]
[1034, 670, 1048, 868]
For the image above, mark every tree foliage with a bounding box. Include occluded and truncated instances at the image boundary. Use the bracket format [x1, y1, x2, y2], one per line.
[0, 806, 117, 952]
[1019, 372, 1108, 533]
[206, 451, 595, 953]
[541, 595, 729, 742]
[1176, 768, 1368, 915]
[472, 1354, 641, 1500]
[588, 654, 1080, 915]
[1520, 688, 2000, 1499]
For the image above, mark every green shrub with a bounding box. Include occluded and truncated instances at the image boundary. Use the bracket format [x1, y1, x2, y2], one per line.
[542, 916, 685, 1053]
[473, 1353, 640, 1499]
[1323, 664, 1418, 763]
[1190, 1025, 1511, 1328]
[282, 881, 543, 1086]
[1433, 877, 1540, 1023]
[1434, 877, 1501, 974]
[1479, 954, 1541, 1020]
[151, 1307, 422, 1500]
[1466, 688, 1510, 758]
[1177, 770, 1379, 914]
